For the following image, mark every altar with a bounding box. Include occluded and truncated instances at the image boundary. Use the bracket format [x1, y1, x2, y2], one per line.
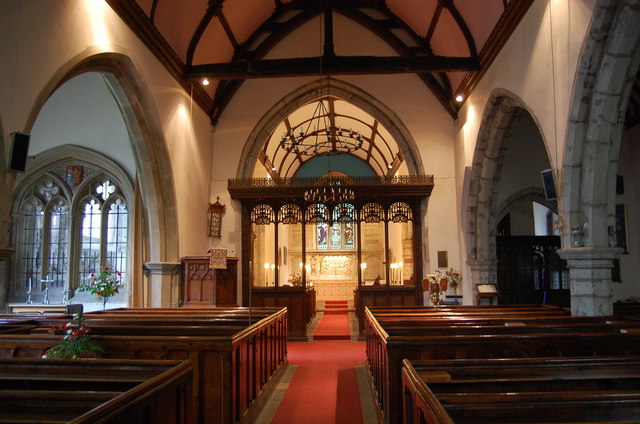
[312, 280, 357, 300]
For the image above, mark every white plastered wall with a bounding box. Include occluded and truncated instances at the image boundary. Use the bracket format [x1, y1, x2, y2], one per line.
[0, 0, 213, 261]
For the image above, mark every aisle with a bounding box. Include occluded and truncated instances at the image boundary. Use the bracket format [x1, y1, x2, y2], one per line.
[255, 311, 377, 424]
[270, 341, 366, 423]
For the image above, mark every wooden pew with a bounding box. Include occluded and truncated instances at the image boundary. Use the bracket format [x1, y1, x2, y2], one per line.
[0, 307, 288, 424]
[365, 306, 640, 424]
[0, 357, 192, 424]
[402, 356, 640, 423]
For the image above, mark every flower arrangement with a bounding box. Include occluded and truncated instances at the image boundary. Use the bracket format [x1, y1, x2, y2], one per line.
[43, 313, 104, 359]
[288, 272, 302, 286]
[77, 266, 123, 308]
[445, 268, 462, 292]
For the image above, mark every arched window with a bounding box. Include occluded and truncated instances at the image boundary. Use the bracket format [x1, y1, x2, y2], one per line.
[14, 168, 130, 293]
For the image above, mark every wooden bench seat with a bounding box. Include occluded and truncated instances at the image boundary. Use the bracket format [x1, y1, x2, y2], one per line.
[365, 306, 640, 424]
[403, 357, 640, 423]
[0, 358, 191, 424]
[0, 306, 288, 424]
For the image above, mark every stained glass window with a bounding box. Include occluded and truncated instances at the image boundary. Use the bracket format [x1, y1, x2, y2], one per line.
[344, 222, 354, 249]
[317, 223, 328, 249]
[330, 223, 342, 249]
[315, 222, 356, 250]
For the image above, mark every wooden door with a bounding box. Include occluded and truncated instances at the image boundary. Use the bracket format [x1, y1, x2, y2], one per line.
[496, 236, 569, 306]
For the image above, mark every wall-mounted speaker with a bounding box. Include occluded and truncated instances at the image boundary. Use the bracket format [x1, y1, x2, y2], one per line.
[616, 175, 624, 195]
[541, 169, 557, 200]
[9, 132, 30, 172]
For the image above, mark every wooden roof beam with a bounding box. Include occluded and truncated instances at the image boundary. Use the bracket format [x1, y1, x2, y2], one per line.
[185, 55, 479, 80]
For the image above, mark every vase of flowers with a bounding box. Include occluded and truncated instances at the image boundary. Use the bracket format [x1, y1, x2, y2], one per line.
[445, 268, 462, 295]
[78, 266, 123, 309]
[288, 272, 302, 286]
[42, 313, 104, 359]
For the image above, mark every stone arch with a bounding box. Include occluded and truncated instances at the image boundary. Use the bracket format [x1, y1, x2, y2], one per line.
[495, 187, 557, 225]
[237, 77, 426, 179]
[560, 0, 640, 316]
[465, 89, 550, 287]
[563, 0, 640, 247]
[21, 50, 178, 265]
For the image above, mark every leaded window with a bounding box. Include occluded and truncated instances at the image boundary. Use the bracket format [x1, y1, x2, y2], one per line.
[15, 172, 129, 292]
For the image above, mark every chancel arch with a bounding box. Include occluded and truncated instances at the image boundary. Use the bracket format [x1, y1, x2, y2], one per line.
[231, 78, 432, 334]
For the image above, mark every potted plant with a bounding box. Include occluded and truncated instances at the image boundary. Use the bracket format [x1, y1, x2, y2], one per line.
[43, 313, 104, 359]
[77, 266, 124, 309]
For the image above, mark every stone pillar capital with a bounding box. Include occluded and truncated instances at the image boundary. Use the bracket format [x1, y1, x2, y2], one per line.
[557, 247, 621, 316]
[558, 247, 623, 267]
[143, 261, 181, 277]
[143, 261, 181, 307]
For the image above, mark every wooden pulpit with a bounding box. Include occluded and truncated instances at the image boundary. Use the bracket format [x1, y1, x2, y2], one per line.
[181, 256, 238, 307]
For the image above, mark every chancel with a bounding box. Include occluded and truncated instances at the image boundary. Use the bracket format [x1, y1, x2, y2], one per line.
[0, 1, 639, 423]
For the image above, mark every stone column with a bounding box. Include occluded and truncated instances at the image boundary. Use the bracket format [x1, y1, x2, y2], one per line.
[558, 247, 622, 316]
[466, 258, 497, 305]
[143, 262, 181, 307]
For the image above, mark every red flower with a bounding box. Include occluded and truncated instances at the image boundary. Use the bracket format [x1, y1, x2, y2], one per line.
[104, 266, 109, 271]
[90, 273, 95, 277]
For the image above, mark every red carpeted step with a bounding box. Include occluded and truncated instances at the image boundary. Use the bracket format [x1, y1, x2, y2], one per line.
[314, 312, 351, 340]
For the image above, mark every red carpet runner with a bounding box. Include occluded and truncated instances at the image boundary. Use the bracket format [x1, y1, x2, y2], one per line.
[313, 312, 351, 340]
[270, 341, 366, 424]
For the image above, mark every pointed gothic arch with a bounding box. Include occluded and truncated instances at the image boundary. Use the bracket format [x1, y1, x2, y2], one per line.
[237, 77, 426, 179]
[465, 89, 551, 289]
[562, 0, 640, 247]
[560, 0, 640, 315]
[21, 51, 179, 266]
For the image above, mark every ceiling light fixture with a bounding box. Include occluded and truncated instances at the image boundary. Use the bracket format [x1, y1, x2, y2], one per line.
[304, 184, 355, 203]
[280, 96, 364, 156]
[202, 78, 210, 86]
[455, 94, 464, 103]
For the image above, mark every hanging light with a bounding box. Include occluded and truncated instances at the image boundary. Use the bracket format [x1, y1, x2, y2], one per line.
[304, 183, 355, 203]
[280, 97, 364, 156]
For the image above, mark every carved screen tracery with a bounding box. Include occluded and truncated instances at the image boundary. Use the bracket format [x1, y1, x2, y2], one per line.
[278, 203, 302, 224]
[251, 204, 275, 225]
[361, 202, 384, 223]
[305, 203, 329, 224]
[389, 202, 413, 222]
[332, 203, 356, 223]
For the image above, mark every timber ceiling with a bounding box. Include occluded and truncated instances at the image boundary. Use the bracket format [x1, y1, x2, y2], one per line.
[106, 0, 534, 124]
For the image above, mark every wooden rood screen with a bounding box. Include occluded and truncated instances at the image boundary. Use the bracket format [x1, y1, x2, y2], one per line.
[365, 305, 640, 424]
[0, 306, 288, 424]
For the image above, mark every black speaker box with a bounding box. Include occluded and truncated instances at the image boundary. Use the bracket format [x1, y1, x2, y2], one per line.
[541, 169, 557, 200]
[9, 132, 30, 172]
[616, 175, 624, 195]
